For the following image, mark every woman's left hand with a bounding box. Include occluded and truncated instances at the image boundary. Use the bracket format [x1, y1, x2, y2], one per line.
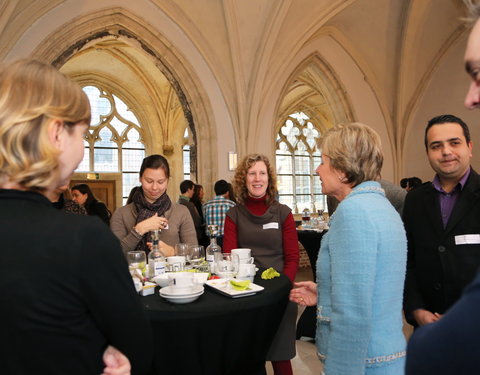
[289, 281, 318, 306]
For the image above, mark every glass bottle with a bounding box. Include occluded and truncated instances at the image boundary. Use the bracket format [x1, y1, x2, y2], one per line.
[148, 229, 166, 278]
[302, 208, 311, 228]
[206, 225, 221, 274]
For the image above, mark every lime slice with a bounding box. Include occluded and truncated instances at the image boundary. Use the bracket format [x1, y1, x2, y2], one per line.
[230, 279, 251, 290]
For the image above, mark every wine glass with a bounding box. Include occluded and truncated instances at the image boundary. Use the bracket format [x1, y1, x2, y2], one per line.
[214, 252, 239, 278]
[175, 243, 189, 257]
[127, 251, 146, 279]
[189, 245, 205, 268]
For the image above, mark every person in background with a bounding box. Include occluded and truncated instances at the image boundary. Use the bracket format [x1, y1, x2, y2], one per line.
[227, 182, 237, 204]
[51, 182, 87, 215]
[223, 155, 299, 375]
[191, 184, 209, 246]
[379, 179, 407, 216]
[406, 177, 423, 191]
[203, 179, 236, 248]
[400, 177, 409, 189]
[0, 58, 151, 374]
[290, 123, 407, 375]
[191, 184, 205, 222]
[110, 155, 197, 256]
[71, 183, 111, 224]
[177, 179, 203, 244]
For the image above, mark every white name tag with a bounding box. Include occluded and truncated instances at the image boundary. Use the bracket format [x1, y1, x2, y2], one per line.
[263, 222, 279, 230]
[455, 234, 480, 245]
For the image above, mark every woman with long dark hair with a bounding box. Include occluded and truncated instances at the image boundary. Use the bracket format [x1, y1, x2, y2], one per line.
[71, 183, 110, 224]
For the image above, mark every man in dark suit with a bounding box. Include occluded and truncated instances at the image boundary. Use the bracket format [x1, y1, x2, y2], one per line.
[406, 6, 480, 372]
[403, 114, 480, 327]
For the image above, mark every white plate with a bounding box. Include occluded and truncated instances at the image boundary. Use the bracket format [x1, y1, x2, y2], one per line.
[160, 289, 205, 304]
[205, 279, 264, 298]
[159, 285, 204, 297]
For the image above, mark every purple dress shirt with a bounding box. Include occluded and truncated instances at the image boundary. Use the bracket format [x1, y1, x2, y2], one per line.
[432, 167, 471, 228]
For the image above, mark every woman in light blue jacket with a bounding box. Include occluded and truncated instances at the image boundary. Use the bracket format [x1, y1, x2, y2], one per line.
[290, 123, 407, 375]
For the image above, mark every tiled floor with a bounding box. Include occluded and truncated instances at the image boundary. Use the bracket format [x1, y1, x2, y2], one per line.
[266, 267, 413, 375]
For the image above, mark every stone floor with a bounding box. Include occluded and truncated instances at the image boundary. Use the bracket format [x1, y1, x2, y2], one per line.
[265, 266, 413, 375]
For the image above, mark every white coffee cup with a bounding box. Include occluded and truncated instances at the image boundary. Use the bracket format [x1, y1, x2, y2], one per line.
[167, 272, 195, 293]
[231, 248, 251, 260]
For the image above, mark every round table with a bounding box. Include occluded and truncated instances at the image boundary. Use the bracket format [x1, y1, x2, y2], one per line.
[296, 229, 327, 339]
[141, 273, 291, 375]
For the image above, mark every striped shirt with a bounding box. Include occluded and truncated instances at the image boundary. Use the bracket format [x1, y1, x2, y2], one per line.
[202, 196, 236, 236]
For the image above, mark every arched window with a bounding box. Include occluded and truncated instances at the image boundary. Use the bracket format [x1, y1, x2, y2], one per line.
[76, 85, 145, 204]
[183, 128, 191, 180]
[275, 112, 327, 213]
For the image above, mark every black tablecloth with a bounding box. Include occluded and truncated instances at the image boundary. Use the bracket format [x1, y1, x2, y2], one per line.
[141, 273, 291, 375]
[296, 230, 326, 339]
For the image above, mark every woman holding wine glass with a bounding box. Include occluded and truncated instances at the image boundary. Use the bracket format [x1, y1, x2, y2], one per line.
[0, 59, 151, 374]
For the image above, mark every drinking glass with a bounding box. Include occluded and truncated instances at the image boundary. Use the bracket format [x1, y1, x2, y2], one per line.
[189, 245, 205, 268]
[127, 251, 146, 278]
[214, 252, 239, 278]
[175, 243, 189, 258]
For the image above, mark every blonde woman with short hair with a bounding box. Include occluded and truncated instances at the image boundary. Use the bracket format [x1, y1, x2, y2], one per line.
[0, 59, 151, 375]
[290, 123, 407, 375]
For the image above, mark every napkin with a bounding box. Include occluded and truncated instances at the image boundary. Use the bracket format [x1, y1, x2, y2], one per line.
[261, 267, 280, 280]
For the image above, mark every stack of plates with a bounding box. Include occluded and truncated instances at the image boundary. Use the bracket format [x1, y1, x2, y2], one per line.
[159, 285, 204, 304]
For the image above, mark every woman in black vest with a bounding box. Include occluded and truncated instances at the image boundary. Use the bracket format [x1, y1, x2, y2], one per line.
[223, 154, 299, 375]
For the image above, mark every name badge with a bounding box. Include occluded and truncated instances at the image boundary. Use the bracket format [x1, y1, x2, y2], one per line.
[455, 234, 480, 245]
[263, 222, 279, 230]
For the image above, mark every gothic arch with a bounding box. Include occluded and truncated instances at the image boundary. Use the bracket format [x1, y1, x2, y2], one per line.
[30, 7, 218, 185]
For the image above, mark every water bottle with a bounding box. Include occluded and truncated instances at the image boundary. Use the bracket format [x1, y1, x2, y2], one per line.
[206, 225, 221, 274]
[148, 230, 166, 278]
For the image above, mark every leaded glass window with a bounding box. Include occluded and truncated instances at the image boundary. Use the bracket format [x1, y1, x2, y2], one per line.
[76, 85, 145, 205]
[275, 112, 327, 213]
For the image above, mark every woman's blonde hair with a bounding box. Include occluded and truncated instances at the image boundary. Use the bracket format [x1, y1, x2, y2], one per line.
[233, 154, 278, 205]
[0, 59, 91, 191]
[320, 122, 383, 187]
[464, 0, 480, 24]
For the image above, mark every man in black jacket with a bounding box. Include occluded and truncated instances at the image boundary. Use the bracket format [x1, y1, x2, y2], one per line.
[403, 114, 480, 327]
